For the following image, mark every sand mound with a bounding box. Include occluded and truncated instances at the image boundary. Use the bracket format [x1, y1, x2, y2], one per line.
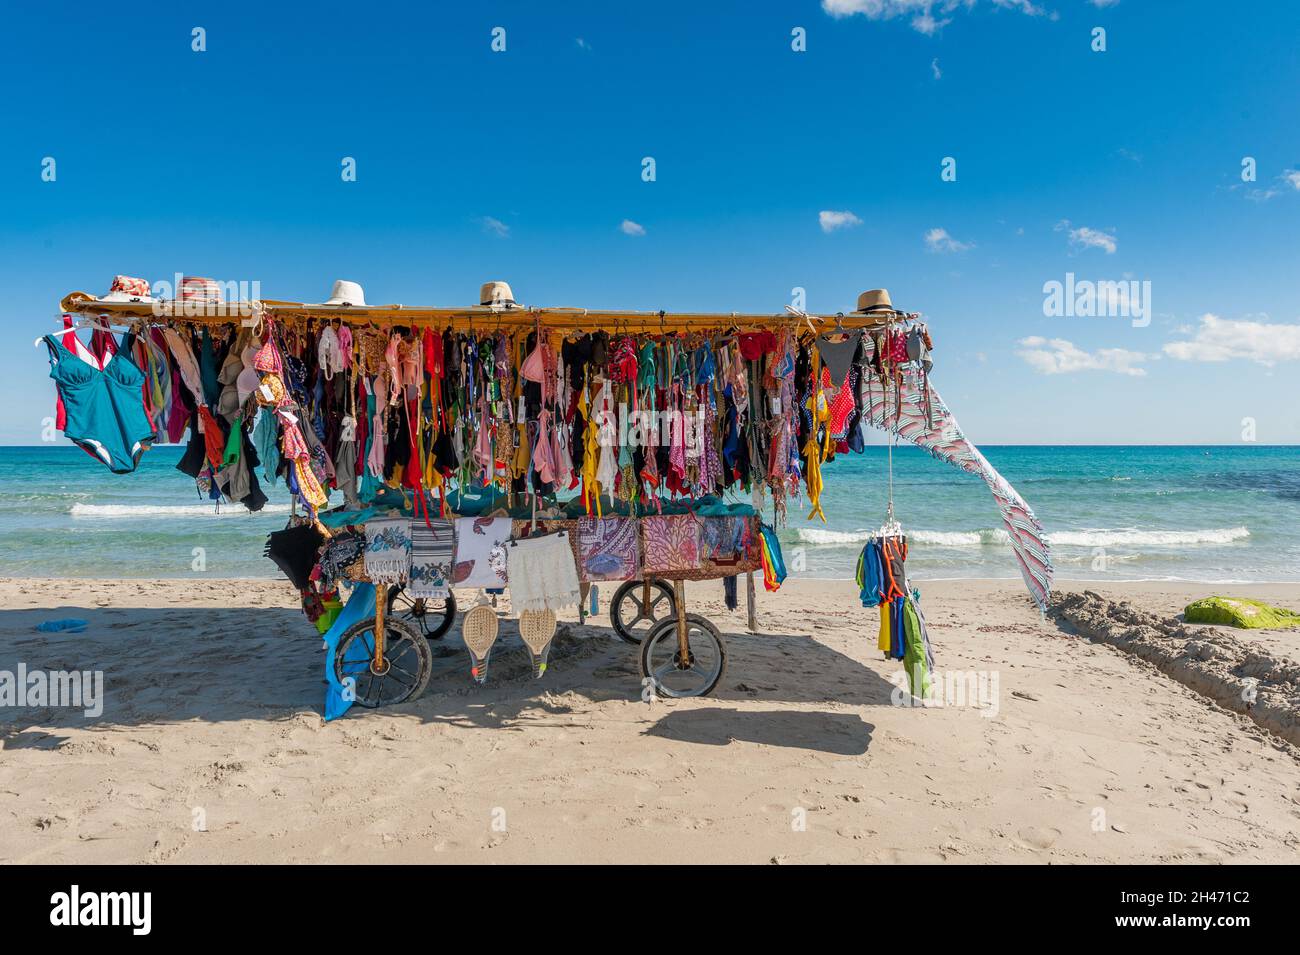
[1050, 591, 1300, 747]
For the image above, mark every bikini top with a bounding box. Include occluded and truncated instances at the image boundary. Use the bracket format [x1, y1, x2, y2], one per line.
[318, 326, 343, 379]
[815, 331, 862, 387]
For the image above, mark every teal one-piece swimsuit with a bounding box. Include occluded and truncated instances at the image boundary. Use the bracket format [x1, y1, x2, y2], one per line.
[43, 334, 156, 473]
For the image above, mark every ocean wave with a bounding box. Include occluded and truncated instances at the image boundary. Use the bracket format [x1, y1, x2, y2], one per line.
[71, 503, 292, 518]
[793, 525, 1251, 549]
[795, 528, 1012, 547]
[1045, 527, 1250, 547]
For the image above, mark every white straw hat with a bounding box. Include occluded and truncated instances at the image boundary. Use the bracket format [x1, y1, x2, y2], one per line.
[321, 280, 367, 307]
[480, 280, 517, 308]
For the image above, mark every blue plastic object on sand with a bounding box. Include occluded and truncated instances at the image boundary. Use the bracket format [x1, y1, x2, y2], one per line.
[35, 619, 88, 634]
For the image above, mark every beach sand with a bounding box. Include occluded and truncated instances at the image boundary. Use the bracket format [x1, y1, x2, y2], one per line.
[1, 576, 1297, 864]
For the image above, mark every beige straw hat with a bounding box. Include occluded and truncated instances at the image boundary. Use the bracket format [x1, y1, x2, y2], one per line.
[855, 289, 894, 314]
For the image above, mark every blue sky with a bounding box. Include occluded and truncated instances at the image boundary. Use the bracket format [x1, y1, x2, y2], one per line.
[2, 0, 1298, 444]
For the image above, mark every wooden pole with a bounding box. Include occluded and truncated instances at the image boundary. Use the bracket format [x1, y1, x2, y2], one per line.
[674, 578, 689, 660]
[373, 583, 388, 673]
[745, 571, 758, 634]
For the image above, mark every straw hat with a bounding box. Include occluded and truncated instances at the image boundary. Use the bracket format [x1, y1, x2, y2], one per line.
[180, 276, 222, 304]
[100, 275, 153, 304]
[321, 280, 367, 307]
[855, 289, 894, 314]
[480, 280, 518, 308]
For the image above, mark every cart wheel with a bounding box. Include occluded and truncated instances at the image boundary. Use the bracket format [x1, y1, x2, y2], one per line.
[388, 585, 457, 641]
[610, 579, 677, 644]
[639, 613, 727, 699]
[333, 618, 433, 707]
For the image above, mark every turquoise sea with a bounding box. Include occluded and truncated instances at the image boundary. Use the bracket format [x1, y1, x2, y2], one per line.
[0, 445, 1297, 583]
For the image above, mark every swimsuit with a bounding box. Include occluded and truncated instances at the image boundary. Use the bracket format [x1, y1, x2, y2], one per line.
[815, 331, 862, 387]
[43, 334, 155, 473]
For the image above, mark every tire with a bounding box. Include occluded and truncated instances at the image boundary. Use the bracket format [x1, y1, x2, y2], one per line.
[387, 585, 457, 641]
[638, 613, 727, 699]
[609, 578, 676, 644]
[333, 617, 433, 707]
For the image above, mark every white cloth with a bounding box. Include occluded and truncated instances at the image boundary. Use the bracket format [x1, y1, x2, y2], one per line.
[507, 533, 581, 612]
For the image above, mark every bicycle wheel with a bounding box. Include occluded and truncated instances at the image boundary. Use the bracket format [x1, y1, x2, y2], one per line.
[639, 613, 727, 699]
[333, 617, 433, 707]
[388, 585, 457, 640]
[610, 578, 676, 644]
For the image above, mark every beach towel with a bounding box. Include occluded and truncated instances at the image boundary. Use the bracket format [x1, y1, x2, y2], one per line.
[506, 532, 581, 612]
[409, 517, 455, 599]
[860, 365, 1053, 611]
[759, 524, 787, 592]
[453, 517, 511, 588]
[322, 582, 376, 721]
[364, 516, 411, 585]
[576, 516, 640, 581]
[642, 515, 701, 575]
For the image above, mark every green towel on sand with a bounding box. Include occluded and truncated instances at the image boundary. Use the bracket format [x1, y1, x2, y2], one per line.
[1184, 596, 1300, 630]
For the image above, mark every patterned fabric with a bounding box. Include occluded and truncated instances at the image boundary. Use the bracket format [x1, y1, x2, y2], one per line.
[453, 517, 511, 588]
[699, 516, 759, 574]
[319, 529, 365, 587]
[861, 366, 1053, 610]
[576, 516, 640, 581]
[364, 516, 411, 585]
[107, 275, 150, 299]
[409, 517, 455, 598]
[642, 515, 702, 575]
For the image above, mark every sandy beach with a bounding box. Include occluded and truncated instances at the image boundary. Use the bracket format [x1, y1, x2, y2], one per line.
[2, 575, 1297, 864]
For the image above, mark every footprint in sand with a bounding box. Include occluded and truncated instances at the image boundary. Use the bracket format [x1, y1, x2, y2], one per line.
[1016, 826, 1061, 850]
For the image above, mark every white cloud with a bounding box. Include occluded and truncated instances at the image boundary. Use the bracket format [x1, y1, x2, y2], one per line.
[1284, 169, 1300, 190]
[575, 37, 591, 51]
[619, 219, 646, 236]
[822, 0, 1047, 35]
[931, 57, 942, 79]
[924, 226, 973, 253]
[1163, 314, 1300, 366]
[1016, 337, 1149, 377]
[1055, 219, 1117, 254]
[1090, 0, 1120, 7]
[819, 209, 863, 233]
[480, 216, 510, 238]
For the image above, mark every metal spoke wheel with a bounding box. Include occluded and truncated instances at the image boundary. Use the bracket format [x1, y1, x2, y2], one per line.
[387, 585, 457, 640]
[639, 613, 727, 699]
[333, 618, 433, 707]
[610, 579, 677, 644]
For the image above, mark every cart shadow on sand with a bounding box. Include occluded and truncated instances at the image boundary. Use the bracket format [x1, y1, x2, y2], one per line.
[0, 603, 890, 757]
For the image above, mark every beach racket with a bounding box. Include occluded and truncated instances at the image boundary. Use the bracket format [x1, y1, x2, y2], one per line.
[461, 603, 500, 684]
[518, 608, 558, 678]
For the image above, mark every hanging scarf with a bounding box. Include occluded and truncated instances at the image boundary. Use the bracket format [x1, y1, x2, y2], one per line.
[409, 517, 455, 598]
[364, 516, 412, 586]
